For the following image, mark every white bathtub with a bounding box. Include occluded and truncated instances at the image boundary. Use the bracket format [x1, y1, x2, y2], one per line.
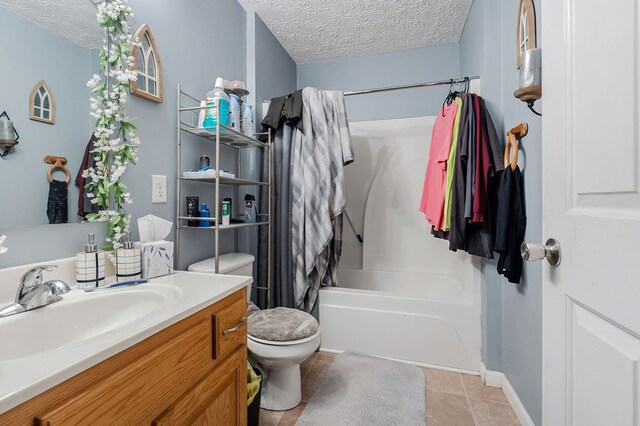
[319, 267, 481, 373]
[319, 116, 482, 373]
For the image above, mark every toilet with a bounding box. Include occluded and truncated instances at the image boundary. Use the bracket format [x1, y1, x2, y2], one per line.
[188, 253, 321, 411]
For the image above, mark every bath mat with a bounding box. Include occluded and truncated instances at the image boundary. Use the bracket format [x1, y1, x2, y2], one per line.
[296, 352, 426, 426]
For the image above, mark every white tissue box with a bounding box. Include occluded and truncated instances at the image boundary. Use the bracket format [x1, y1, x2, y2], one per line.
[134, 240, 174, 279]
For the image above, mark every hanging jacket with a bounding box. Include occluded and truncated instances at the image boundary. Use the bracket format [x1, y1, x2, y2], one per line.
[75, 133, 99, 218]
[450, 96, 504, 258]
[495, 165, 526, 283]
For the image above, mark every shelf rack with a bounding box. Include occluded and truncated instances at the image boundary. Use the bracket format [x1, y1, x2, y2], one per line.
[176, 85, 271, 306]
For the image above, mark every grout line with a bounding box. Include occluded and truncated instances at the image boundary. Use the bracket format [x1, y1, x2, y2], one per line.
[301, 352, 319, 383]
[461, 374, 479, 426]
[424, 370, 429, 423]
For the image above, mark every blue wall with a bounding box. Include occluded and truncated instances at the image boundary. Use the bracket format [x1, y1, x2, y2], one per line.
[460, 0, 542, 424]
[297, 44, 461, 121]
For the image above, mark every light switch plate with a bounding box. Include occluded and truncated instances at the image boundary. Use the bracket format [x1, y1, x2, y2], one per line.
[152, 175, 167, 203]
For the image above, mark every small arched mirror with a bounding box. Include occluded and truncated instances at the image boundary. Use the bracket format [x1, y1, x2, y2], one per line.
[516, 0, 537, 69]
[29, 80, 55, 124]
[130, 24, 163, 103]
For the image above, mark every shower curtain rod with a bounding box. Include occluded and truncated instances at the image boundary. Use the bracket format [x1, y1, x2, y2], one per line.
[343, 76, 480, 97]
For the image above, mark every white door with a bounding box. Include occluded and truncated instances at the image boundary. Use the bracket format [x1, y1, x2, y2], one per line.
[542, 0, 640, 424]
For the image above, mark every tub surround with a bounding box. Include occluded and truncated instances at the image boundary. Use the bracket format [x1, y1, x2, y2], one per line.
[0, 265, 251, 415]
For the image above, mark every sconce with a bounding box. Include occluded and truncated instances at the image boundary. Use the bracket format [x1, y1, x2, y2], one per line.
[514, 48, 542, 116]
[0, 111, 19, 158]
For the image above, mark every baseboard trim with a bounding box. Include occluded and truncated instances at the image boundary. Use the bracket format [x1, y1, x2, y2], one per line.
[479, 362, 534, 426]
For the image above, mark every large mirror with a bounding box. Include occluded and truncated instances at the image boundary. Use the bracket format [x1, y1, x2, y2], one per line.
[0, 0, 103, 228]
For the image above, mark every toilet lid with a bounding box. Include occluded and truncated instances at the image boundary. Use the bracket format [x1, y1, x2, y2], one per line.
[248, 307, 319, 342]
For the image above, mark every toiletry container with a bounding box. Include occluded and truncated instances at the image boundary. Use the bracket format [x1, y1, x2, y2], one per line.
[197, 100, 206, 128]
[244, 194, 256, 223]
[229, 94, 241, 130]
[199, 155, 210, 169]
[186, 196, 199, 227]
[224, 197, 233, 220]
[199, 202, 211, 227]
[76, 233, 106, 290]
[115, 233, 141, 282]
[222, 200, 231, 225]
[202, 77, 230, 128]
[242, 104, 254, 136]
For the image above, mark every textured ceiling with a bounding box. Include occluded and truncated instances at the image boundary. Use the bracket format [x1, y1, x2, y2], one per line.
[238, 0, 473, 64]
[0, 0, 102, 49]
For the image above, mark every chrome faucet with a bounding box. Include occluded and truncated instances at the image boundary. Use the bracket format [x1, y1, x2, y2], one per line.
[0, 265, 71, 318]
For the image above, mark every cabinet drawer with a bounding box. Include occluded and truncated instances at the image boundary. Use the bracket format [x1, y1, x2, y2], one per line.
[213, 296, 247, 360]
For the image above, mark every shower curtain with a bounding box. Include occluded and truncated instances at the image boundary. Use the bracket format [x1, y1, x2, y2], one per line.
[258, 87, 353, 314]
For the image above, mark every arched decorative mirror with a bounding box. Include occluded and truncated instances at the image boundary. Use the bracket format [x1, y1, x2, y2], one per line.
[516, 0, 537, 69]
[130, 24, 163, 103]
[29, 80, 55, 124]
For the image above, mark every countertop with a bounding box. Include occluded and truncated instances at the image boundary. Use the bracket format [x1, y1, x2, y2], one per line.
[0, 271, 251, 414]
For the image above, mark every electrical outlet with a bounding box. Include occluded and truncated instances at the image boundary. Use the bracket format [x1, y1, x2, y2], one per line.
[152, 175, 167, 203]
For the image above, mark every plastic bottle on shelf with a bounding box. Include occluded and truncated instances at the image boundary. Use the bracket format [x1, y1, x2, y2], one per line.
[202, 77, 230, 128]
[229, 94, 241, 131]
[242, 104, 254, 136]
[199, 203, 211, 227]
[244, 194, 256, 223]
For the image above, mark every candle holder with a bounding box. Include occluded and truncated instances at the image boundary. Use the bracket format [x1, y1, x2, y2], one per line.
[0, 111, 19, 158]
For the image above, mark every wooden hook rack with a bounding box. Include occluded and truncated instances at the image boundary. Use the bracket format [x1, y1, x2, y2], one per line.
[44, 155, 71, 183]
[504, 123, 528, 171]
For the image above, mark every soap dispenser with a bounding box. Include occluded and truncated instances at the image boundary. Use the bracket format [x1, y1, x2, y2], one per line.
[115, 232, 141, 282]
[76, 233, 106, 291]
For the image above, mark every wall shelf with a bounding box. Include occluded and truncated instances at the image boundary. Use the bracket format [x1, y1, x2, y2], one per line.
[179, 176, 270, 186]
[175, 85, 272, 308]
[179, 122, 269, 149]
[178, 221, 270, 231]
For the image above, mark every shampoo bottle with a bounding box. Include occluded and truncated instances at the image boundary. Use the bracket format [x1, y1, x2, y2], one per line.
[115, 232, 141, 282]
[76, 233, 106, 291]
[242, 104, 254, 136]
[229, 94, 241, 130]
[199, 203, 211, 227]
[244, 194, 256, 223]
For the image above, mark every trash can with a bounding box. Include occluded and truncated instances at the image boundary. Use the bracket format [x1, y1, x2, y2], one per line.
[247, 362, 262, 426]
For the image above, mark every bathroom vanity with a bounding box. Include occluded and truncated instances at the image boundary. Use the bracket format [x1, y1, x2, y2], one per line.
[0, 270, 250, 425]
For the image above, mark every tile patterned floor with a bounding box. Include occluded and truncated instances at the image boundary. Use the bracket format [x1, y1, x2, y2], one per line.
[259, 351, 521, 426]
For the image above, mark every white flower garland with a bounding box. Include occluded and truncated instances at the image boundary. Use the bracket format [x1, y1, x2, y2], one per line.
[85, 0, 140, 249]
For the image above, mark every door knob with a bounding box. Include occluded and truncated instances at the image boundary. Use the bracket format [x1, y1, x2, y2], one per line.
[520, 238, 562, 266]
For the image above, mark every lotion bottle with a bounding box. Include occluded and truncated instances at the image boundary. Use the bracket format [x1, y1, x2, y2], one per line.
[76, 233, 106, 291]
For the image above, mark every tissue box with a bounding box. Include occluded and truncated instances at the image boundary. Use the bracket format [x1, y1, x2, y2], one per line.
[135, 240, 174, 279]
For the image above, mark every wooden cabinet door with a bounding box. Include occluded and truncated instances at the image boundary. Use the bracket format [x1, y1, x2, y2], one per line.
[153, 347, 247, 426]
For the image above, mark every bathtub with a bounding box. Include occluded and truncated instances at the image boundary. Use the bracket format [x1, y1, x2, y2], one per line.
[319, 116, 482, 373]
[319, 267, 481, 373]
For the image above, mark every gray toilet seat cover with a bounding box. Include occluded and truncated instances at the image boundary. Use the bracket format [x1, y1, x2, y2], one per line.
[248, 307, 319, 342]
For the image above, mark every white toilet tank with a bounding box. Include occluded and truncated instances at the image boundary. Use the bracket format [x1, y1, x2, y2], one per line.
[188, 253, 255, 300]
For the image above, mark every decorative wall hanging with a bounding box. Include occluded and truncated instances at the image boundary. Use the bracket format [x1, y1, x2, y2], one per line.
[130, 24, 163, 103]
[0, 111, 19, 158]
[514, 0, 541, 115]
[85, 0, 141, 249]
[516, 0, 537, 70]
[29, 80, 55, 124]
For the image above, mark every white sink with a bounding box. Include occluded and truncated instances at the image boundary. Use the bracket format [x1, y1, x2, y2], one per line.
[0, 285, 181, 361]
[0, 270, 250, 415]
